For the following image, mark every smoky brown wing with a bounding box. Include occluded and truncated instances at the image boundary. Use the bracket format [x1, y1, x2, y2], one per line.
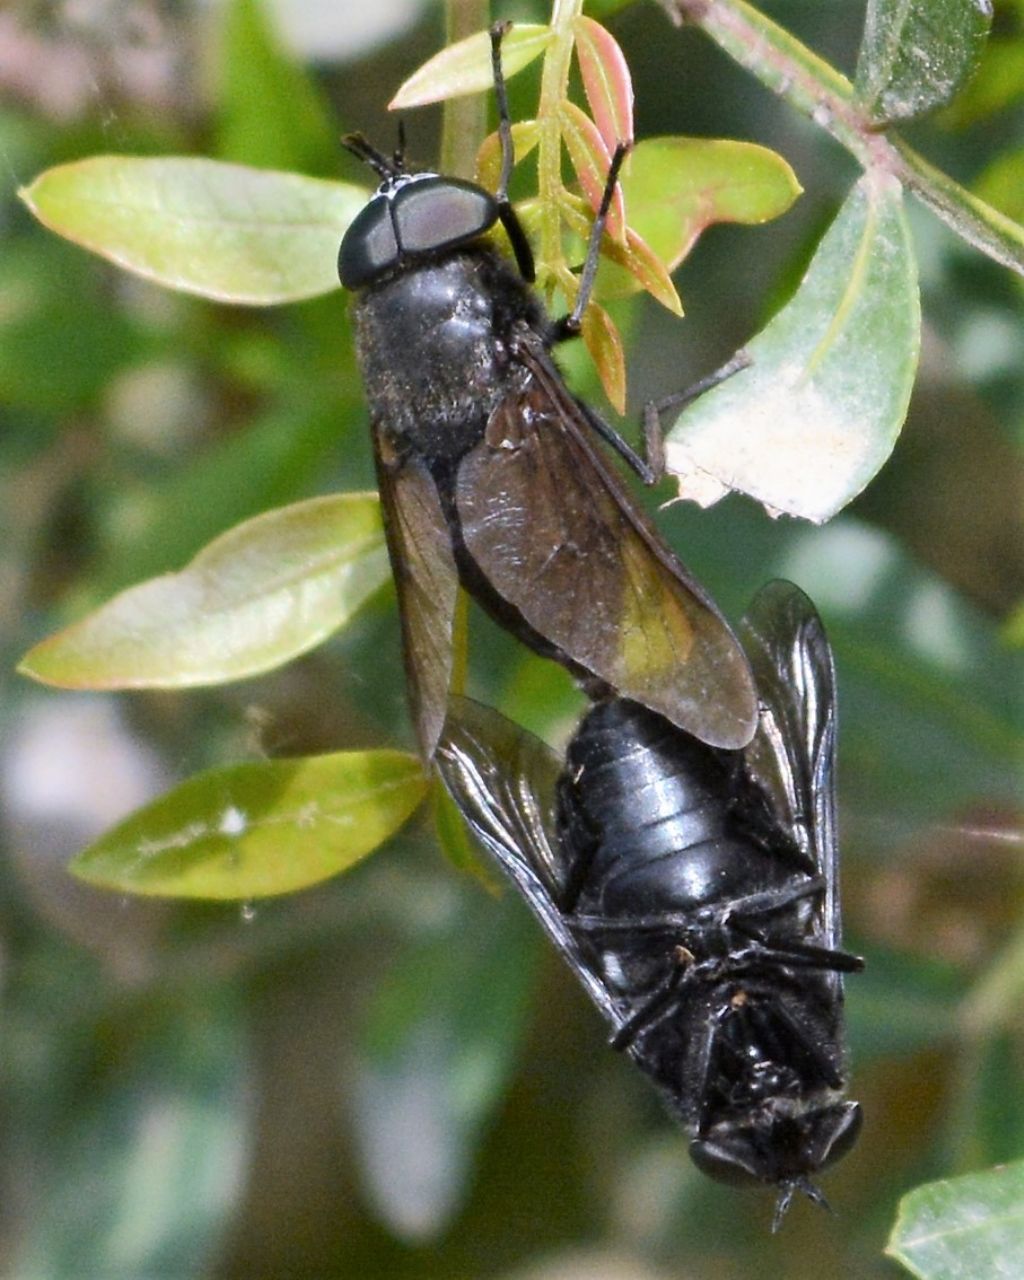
[739, 580, 841, 952]
[437, 695, 629, 1033]
[373, 427, 459, 760]
[454, 374, 758, 750]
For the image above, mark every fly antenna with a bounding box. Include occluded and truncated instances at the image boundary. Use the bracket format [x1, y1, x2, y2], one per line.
[771, 1183, 795, 1233]
[489, 20, 536, 283]
[772, 1176, 833, 1232]
[341, 132, 399, 181]
[393, 120, 407, 172]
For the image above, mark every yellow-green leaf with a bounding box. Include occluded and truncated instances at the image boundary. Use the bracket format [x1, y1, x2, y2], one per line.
[19, 493, 388, 689]
[19, 156, 364, 304]
[622, 136, 802, 271]
[476, 120, 540, 192]
[71, 750, 427, 899]
[390, 25, 552, 109]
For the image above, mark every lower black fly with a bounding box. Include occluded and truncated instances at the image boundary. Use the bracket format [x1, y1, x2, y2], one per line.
[437, 580, 863, 1227]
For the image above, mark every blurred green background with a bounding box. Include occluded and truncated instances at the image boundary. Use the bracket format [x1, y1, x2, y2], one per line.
[1, 1, 1022, 1276]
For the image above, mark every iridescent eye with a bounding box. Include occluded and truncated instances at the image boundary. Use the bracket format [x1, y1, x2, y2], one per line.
[689, 1137, 765, 1187]
[338, 197, 399, 289]
[392, 177, 498, 254]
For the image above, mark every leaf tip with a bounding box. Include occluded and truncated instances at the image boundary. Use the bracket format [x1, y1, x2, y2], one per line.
[15, 649, 54, 687]
[663, 286, 684, 318]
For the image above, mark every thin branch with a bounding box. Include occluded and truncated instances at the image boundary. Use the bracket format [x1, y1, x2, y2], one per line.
[660, 0, 1024, 276]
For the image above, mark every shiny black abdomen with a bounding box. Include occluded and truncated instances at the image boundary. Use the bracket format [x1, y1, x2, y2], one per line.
[352, 246, 546, 462]
[557, 699, 802, 920]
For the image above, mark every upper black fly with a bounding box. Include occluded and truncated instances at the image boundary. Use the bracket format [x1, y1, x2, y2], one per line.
[436, 581, 863, 1227]
[337, 23, 758, 759]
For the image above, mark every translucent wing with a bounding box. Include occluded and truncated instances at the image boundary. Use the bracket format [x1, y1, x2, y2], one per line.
[455, 351, 758, 751]
[373, 427, 459, 760]
[739, 580, 841, 952]
[436, 696, 628, 1032]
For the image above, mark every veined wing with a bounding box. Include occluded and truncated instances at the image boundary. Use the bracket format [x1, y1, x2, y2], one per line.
[373, 427, 459, 760]
[437, 695, 629, 1033]
[740, 580, 841, 955]
[454, 355, 758, 751]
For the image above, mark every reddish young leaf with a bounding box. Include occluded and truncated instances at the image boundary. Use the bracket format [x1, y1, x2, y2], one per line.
[617, 227, 683, 313]
[559, 100, 626, 242]
[580, 299, 627, 413]
[558, 194, 682, 315]
[573, 16, 634, 153]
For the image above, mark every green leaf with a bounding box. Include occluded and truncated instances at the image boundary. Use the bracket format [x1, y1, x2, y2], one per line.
[353, 896, 538, 1240]
[1004, 600, 1024, 649]
[602, 136, 800, 294]
[967, 1032, 1024, 1169]
[847, 947, 965, 1061]
[217, 0, 339, 176]
[70, 749, 426, 899]
[855, 0, 993, 125]
[389, 25, 552, 109]
[664, 173, 920, 523]
[19, 493, 388, 689]
[20, 157, 365, 304]
[886, 1160, 1024, 1278]
[13, 994, 248, 1280]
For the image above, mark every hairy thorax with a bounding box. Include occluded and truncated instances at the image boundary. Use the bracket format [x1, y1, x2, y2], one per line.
[352, 248, 544, 462]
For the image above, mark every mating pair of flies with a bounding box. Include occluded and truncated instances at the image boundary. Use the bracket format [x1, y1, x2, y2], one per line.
[337, 24, 862, 1228]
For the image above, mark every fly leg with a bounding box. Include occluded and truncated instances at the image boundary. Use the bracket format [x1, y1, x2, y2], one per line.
[549, 142, 632, 345]
[726, 922, 864, 976]
[640, 350, 752, 480]
[609, 944, 697, 1051]
[490, 23, 536, 283]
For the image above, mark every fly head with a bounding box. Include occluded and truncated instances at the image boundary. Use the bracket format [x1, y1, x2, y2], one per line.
[337, 147, 501, 291]
[689, 1098, 862, 1218]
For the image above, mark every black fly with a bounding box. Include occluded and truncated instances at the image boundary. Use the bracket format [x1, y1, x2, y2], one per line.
[437, 581, 863, 1227]
[338, 24, 757, 759]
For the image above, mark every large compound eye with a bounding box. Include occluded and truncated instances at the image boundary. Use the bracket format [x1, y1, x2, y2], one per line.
[808, 1102, 862, 1171]
[689, 1136, 766, 1187]
[338, 197, 399, 289]
[392, 177, 498, 254]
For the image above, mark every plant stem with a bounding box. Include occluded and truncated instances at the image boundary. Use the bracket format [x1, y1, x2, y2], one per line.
[441, 0, 489, 178]
[661, 0, 1024, 276]
[536, 0, 584, 282]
